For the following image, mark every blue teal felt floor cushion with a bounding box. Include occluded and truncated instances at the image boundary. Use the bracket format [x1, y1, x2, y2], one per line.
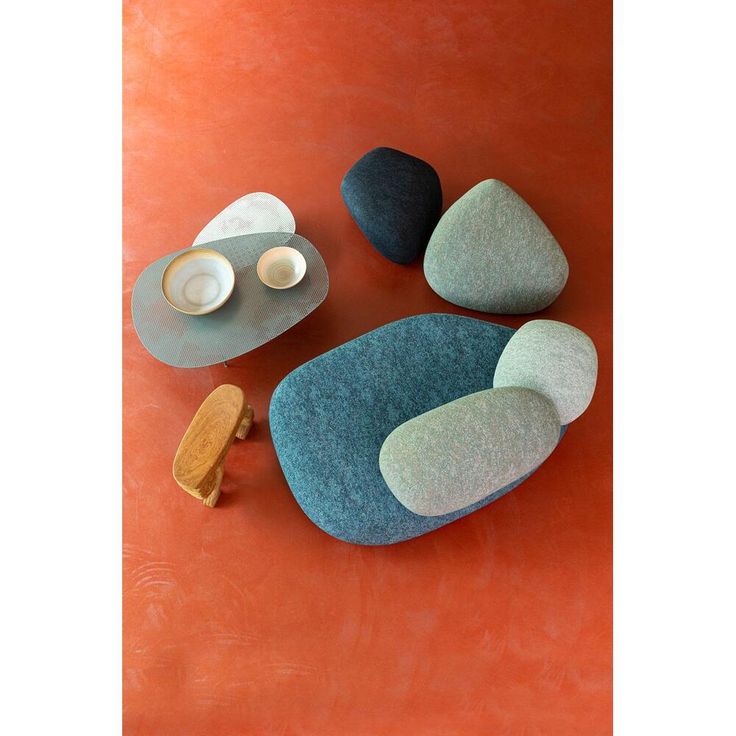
[269, 314, 565, 545]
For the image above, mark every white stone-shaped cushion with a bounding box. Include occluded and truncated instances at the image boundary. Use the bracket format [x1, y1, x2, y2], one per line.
[379, 387, 561, 516]
[493, 320, 597, 424]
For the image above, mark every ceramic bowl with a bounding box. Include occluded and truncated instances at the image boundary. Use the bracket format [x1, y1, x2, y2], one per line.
[161, 248, 235, 315]
[256, 246, 307, 289]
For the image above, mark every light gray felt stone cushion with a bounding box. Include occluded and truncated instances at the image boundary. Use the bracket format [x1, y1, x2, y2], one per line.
[379, 387, 561, 516]
[423, 179, 569, 314]
[493, 319, 597, 424]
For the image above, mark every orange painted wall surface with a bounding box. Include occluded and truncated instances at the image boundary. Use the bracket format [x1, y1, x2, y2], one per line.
[123, 1, 612, 733]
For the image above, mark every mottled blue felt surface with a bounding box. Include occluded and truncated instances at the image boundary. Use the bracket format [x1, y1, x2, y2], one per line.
[340, 147, 442, 264]
[269, 313, 566, 545]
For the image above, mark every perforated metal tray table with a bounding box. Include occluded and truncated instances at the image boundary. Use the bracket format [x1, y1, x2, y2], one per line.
[131, 232, 329, 368]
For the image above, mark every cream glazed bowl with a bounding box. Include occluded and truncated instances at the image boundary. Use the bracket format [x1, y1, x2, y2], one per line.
[161, 248, 235, 316]
[256, 246, 307, 289]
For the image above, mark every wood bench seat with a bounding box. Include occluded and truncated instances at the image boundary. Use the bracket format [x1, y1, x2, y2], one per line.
[172, 384, 254, 507]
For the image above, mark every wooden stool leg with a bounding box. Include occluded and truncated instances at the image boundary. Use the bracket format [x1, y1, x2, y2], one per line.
[202, 464, 224, 508]
[235, 405, 255, 440]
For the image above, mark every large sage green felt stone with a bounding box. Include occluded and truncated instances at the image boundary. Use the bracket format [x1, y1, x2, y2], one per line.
[379, 387, 561, 516]
[493, 320, 597, 424]
[423, 179, 568, 314]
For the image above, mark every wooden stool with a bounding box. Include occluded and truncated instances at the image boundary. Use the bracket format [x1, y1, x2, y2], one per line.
[172, 384, 254, 507]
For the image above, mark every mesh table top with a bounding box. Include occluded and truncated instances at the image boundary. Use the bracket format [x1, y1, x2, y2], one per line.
[131, 233, 329, 368]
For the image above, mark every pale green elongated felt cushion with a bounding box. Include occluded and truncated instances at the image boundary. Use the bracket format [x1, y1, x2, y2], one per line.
[493, 320, 597, 424]
[378, 387, 561, 516]
[423, 179, 568, 314]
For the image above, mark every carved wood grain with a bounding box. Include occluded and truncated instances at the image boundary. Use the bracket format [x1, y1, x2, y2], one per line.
[172, 384, 254, 506]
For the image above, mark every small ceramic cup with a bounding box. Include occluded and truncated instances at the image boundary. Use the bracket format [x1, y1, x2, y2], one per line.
[256, 246, 307, 289]
[161, 248, 235, 315]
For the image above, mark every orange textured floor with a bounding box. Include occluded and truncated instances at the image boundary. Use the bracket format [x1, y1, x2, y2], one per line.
[123, 1, 612, 733]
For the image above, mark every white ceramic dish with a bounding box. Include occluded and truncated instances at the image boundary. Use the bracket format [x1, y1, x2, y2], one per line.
[161, 249, 235, 315]
[256, 246, 307, 289]
[192, 192, 296, 246]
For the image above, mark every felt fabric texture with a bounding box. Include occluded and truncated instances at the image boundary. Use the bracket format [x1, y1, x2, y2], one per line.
[270, 313, 566, 545]
[424, 179, 569, 313]
[493, 319, 598, 424]
[340, 147, 443, 264]
[379, 387, 561, 516]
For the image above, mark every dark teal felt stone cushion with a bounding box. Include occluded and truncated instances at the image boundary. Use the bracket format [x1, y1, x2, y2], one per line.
[269, 313, 565, 545]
